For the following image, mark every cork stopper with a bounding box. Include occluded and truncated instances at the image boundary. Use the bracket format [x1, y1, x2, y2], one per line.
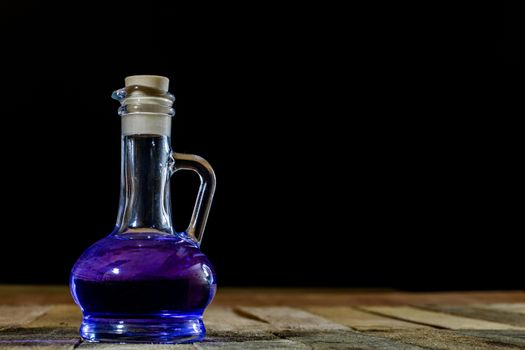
[124, 75, 169, 91]
[119, 75, 173, 136]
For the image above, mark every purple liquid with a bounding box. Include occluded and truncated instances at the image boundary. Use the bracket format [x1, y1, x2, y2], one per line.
[70, 232, 216, 343]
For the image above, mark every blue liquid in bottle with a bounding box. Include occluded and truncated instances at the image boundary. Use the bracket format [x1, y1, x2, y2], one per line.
[71, 233, 216, 343]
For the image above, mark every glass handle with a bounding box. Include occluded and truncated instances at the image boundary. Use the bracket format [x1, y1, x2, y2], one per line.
[172, 152, 216, 244]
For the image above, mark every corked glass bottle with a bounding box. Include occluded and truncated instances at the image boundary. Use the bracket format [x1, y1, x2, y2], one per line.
[70, 75, 216, 344]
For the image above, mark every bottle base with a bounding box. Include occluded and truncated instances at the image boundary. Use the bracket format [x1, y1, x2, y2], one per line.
[80, 315, 205, 344]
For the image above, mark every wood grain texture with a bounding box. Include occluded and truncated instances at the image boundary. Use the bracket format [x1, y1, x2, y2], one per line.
[0, 286, 72, 305]
[274, 330, 428, 350]
[26, 305, 82, 329]
[2, 286, 525, 349]
[204, 307, 272, 333]
[0, 306, 50, 328]
[237, 307, 348, 331]
[422, 304, 525, 327]
[77, 344, 196, 349]
[195, 340, 308, 350]
[360, 305, 525, 330]
[238, 307, 428, 349]
[370, 329, 525, 350]
[0, 345, 75, 350]
[457, 330, 525, 348]
[477, 303, 525, 314]
[0, 327, 79, 348]
[306, 306, 430, 330]
[203, 307, 276, 341]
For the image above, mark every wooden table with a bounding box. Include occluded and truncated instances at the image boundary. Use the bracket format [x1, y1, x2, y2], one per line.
[1, 286, 524, 349]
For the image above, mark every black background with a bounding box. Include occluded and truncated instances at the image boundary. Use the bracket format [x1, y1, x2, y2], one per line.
[0, 2, 519, 290]
[506, 1, 524, 63]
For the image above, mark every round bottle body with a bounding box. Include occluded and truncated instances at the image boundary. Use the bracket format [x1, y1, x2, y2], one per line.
[70, 232, 216, 343]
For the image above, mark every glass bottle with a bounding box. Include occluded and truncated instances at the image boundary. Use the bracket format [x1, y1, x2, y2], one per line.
[70, 75, 217, 344]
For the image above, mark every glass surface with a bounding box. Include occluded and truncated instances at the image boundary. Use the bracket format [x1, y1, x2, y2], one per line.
[70, 82, 216, 343]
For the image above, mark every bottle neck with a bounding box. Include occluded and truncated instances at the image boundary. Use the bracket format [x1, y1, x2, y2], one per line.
[115, 134, 174, 235]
